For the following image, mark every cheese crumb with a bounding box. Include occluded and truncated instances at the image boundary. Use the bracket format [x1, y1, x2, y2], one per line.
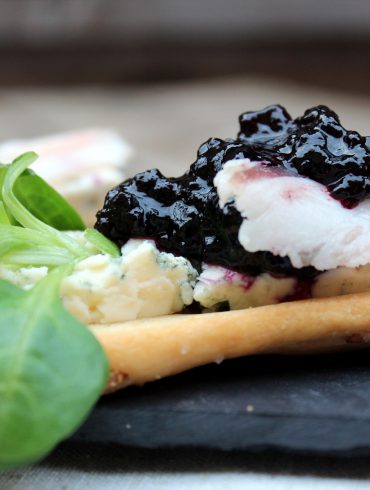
[61, 239, 198, 324]
[194, 264, 295, 310]
[0, 238, 198, 324]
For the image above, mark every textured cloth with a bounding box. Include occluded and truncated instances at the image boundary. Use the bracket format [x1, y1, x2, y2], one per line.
[3, 444, 370, 489]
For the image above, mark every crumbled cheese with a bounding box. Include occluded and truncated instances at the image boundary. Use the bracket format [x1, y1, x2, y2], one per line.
[63, 230, 100, 254]
[194, 264, 295, 310]
[0, 239, 197, 324]
[61, 240, 198, 324]
[0, 265, 48, 290]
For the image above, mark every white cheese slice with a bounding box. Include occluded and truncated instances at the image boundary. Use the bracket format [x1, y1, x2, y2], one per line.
[215, 159, 370, 271]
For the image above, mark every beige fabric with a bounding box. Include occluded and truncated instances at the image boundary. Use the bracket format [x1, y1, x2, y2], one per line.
[2, 444, 370, 489]
[2, 467, 370, 490]
[0, 77, 369, 179]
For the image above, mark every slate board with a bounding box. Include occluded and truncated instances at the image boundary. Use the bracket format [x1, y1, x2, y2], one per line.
[71, 351, 370, 455]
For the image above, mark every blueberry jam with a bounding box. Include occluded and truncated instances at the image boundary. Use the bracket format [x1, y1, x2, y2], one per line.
[238, 105, 370, 207]
[95, 105, 370, 278]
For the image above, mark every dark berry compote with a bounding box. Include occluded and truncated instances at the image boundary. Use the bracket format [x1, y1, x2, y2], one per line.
[95, 105, 370, 279]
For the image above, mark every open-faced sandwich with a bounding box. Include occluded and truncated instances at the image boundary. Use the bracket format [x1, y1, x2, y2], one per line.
[2, 104, 370, 469]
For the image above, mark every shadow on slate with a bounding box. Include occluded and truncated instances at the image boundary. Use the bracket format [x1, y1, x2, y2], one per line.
[71, 351, 370, 455]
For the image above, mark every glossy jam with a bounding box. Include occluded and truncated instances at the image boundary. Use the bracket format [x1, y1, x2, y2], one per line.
[95, 105, 370, 278]
[238, 105, 370, 206]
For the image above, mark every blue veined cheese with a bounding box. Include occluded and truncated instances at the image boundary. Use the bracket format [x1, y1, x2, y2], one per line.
[193, 264, 295, 310]
[61, 240, 198, 324]
[0, 238, 198, 324]
[0, 265, 48, 290]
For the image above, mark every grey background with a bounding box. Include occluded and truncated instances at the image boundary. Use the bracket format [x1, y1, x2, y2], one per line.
[0, 0, 369, 92]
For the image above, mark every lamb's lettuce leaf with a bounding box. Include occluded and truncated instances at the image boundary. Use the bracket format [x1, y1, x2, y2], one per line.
[0, 270, 108, 470]
[0, 202, 10, 225]
[1, 153, 89, 262]
[0, 152, 118, 265]
[0, 155, 85, 231]
[0, 151, 119, 470]
[0, 224, 74, 266]
[14, 171, 85, 231]
[84, 228, 120, 258]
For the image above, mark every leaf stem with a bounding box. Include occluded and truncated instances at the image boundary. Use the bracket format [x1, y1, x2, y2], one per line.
[2, 153, 88, 259]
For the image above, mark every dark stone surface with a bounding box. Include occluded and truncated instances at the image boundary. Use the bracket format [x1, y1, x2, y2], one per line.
[71, 351, 370, 455]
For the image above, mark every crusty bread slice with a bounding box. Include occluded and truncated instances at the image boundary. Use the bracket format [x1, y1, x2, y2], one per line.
[90, 291, 370, 393]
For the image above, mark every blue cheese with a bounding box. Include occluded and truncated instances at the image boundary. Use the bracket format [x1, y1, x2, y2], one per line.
[0, 239, 197, 324]
[0, 265, 48, 290]
[61, 240, 197, 324]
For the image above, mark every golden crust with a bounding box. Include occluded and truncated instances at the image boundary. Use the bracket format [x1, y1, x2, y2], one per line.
[89, 292, 370, 393]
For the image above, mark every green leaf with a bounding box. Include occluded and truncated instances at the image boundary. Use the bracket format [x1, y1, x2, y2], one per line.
[84, 228, 120, 258]
[0, 225, 74, 267]
[0, 164, 85, 231]
[0, 224, 59, 254]
[0, 202, 10, 225]
[0, 270, 109, 470]
[14, 172, 85, 231]
[2, 247, 74, 267]
[2, 153, 88, 259]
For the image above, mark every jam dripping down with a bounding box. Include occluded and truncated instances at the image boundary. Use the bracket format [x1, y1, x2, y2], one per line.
[95, 105, 370, 278]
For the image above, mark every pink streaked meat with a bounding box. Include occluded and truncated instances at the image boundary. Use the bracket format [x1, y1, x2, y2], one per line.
[215, 159, 370, 271]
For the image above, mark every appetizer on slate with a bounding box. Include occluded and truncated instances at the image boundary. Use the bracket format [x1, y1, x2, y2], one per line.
[2, 105, 370, 469]
[91, 105, 370, 390]
[96, 105, 370, 309]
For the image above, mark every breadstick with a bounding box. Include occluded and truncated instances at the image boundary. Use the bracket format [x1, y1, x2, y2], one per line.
[90, 291, 370, 392]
